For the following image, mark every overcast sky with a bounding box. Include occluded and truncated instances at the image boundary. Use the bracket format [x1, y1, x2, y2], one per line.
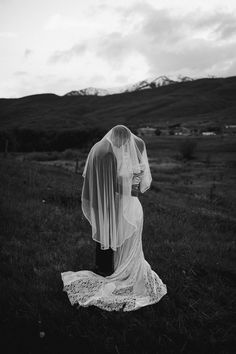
[1, 0, 236, 98]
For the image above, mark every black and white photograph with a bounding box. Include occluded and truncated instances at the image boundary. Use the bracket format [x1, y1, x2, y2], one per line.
[0, 0, 235, 353]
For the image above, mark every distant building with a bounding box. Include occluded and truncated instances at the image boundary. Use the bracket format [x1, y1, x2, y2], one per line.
[174, 126, 192, 136]
[202, 131, 216, 136]
[224, 125, 236, 135]
[138, 124, 225, 137]
[137, 127, 156, 137]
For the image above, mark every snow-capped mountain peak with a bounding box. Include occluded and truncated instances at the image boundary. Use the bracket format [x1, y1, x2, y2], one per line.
[64, 75, 194, 96]
[66, 87, 110, 96]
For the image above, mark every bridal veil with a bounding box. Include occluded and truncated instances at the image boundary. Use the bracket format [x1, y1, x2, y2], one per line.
[81, 125, 152, 251]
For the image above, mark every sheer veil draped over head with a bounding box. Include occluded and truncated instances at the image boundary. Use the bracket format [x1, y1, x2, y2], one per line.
[81, 125, 152, 251]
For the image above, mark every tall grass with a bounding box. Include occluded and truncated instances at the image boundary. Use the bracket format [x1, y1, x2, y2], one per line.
[178, 139, 198, 160]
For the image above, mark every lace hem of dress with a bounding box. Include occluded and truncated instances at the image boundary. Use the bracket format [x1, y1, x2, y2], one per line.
[62, 267, 167, 312]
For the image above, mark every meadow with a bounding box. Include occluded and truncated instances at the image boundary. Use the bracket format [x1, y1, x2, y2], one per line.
[0, 135, 235, 354]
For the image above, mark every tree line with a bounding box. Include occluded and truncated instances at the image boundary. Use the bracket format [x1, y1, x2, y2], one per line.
[0, 128, 108, 152]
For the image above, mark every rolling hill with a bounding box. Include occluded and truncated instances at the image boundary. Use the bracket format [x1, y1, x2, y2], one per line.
[0, 76, 235, 151]
[0, 76, 236, 131]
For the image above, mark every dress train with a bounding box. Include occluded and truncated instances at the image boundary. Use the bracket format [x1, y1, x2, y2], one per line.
[61, 198, 167, 312]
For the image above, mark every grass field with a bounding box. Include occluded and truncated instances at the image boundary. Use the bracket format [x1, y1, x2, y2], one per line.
[0, 135, 235, 354]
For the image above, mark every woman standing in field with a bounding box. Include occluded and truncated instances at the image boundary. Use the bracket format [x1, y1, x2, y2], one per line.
[61, 125, 167, 311]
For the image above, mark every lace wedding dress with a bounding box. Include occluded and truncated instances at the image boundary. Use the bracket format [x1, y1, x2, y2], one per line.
[61, 197, 167, 312]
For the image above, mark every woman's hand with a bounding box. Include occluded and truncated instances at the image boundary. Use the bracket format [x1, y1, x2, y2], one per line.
[132, 175, 141, 184]
[132, 170, 144, 184]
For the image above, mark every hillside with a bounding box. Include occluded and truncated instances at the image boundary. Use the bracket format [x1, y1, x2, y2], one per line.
[0, 76, 236, 132]
[0, 76, 236, 152]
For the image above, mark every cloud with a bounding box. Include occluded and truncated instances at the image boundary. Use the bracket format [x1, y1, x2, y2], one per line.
[8, 72, 81, 97]
[92, 3, 236, 76]
[87, 74, 106, 85]
[95, 32, 135, 66]
[145, 39, 236, 75]
[48, 43, 87, 63]
[14, 71, 28, 76]
[44, 2, 236, 82]
[120, 3, 185, 43]
[24, 48, 33, 58]
[223, 58, 236, 77]
[44, 13, 80, 31]
[214, 19, 236, 40]
[115, 74, 130, 83]
[0, 31, 18, 38]
[191, 11, 236, 40]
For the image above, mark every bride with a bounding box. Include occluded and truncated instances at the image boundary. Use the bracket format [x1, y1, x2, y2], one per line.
[61, 125, 167, 312]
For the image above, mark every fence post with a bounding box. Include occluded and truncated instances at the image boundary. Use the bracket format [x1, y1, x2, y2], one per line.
[4, 139, 8, 158]
[75, 159, 79, 174]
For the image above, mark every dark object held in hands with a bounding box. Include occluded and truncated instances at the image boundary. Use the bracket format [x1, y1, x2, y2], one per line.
[131, 170, 143, 197]
[131, 182, 140, 196]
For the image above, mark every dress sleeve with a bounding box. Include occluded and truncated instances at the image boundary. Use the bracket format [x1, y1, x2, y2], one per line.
[139, 141, 152, 193]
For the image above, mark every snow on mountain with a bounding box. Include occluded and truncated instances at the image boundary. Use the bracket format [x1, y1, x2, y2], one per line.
[65, 75, 194, 96]
[66, 87, 110, 96]
[124, 76, 176, 92]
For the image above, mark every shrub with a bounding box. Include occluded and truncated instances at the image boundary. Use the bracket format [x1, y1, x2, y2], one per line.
[25, 151, 60, 161]
[178, 139, 197, 160]
[155, 128, 161, 136]
[61, 149, 79, 160]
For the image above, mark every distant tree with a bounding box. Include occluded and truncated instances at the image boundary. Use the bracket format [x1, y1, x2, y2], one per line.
[0, 127, 108, 152]
[0, 129, 19, 152]
[211, 126, 221, 134]
[14, 128, 47, 152]
[52, 129, 92, 151]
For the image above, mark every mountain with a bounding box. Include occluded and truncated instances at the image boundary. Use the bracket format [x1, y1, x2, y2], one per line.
[66, 87, 111, 96]
[65, 75, 194, 96]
